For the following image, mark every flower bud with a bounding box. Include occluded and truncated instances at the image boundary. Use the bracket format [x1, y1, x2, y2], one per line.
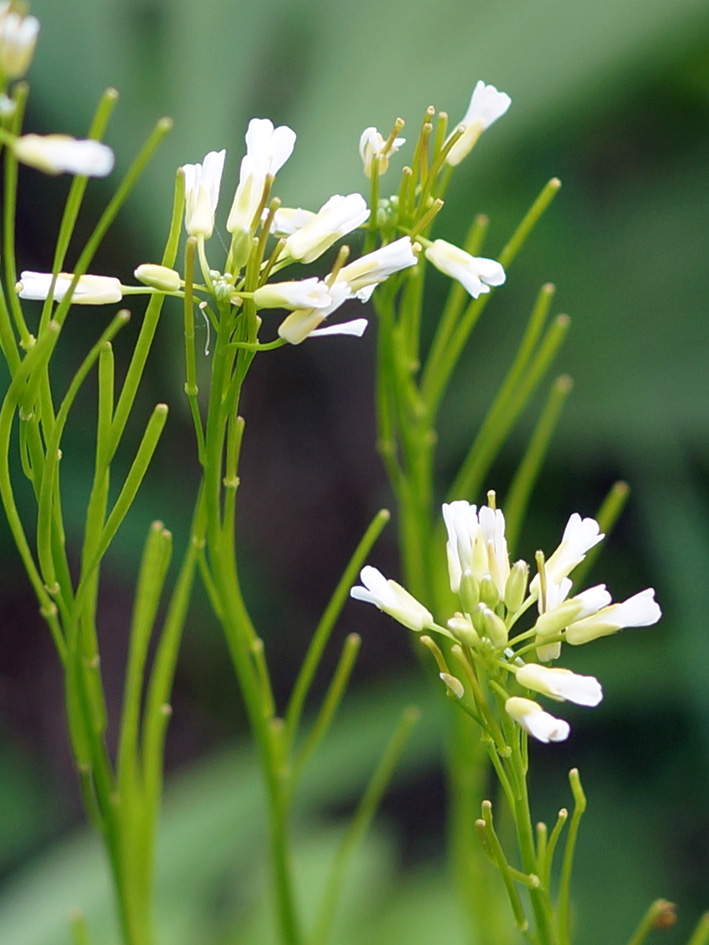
[504, 560, 529, 612]
[478, 573, 500, 608]
[458, 569, 479, 613]
[440, 672, 465, 700]
[480, 604, 508, 648]
[134, 264, 181, 293]
[447, 613, 480, 648]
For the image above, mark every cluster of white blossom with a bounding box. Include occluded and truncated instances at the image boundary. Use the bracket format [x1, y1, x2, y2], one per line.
[351, 496, 661, 743]
[12, 68, 514, 348]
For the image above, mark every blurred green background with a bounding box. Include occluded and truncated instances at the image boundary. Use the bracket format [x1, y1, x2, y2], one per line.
[1, 0, 709, 942]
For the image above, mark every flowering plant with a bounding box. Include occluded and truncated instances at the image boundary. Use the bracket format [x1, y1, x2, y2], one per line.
[0, 4, 705, 945]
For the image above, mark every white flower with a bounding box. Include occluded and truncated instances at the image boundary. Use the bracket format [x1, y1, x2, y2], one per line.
[12, 134, 114, 177]
[277, 282, 352, 344]
[565, 588, 661, 645]
[350, 565, 433, 632]
[538, 513, 605, 588]
[446, 81, 511, 167]
[0, 8, 39, 79]
[533, 581, 611, 662]
[16, 271, 122, 305]
[441, 500, 510, 597]
[425, 239, 505, 298]
[442, 500, 479, 592]
[516, 663, 603, 707]
[359, 126, 406, 177]
[505, 696, 570, 743]
[267, 206, 317, 237]
[253, 278, 334, 311]
[181, 149, 226, 239]
[284, 193, 370, 264]
[227, 118, 296, 235]
[336, 237, 418, 301]
[534, 583, 612, 637]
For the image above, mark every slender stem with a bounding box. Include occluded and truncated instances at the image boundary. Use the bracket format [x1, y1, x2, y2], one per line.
[310, 707, 420, 945]
[285, 508, 390, 745]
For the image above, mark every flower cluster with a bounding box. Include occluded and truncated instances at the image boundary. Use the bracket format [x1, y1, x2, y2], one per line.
[351, 495, 661, 743]
[13, 79, 512, 347]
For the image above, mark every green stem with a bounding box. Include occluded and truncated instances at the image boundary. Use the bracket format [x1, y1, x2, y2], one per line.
[504, 374, 573, 554]
[311, 706, 420, 945]
[557, 769, 586, 945]
[284, 508, 390, 746]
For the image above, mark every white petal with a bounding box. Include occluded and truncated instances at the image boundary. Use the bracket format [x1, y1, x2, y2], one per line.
[309, 318, 368, 338]
[505, 697, 570, 743]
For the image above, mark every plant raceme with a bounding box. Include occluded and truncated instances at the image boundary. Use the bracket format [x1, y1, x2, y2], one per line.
[351, 494, 661, 744]
[14, 91, 510, 348]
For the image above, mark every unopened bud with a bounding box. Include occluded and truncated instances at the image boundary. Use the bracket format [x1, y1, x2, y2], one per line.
[481, 605, 508, 648]
[504, 560, 529, 612]
[134, 264, 181, 293]
[447, 613, 480, 648]
[440, 672, 465, 699]
[459, 568, 479, 613]
[479, 573, 500, 608]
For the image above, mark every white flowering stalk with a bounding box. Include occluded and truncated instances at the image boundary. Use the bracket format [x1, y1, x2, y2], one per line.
[11, 134, 114, 176]
[353, 494, 660, 746]
[16, 270, 123, 304]
[445, 80, 511, 166]
[424, 239, 505, 298]
[5, 41, 685, 945]
[181, 149, 225, 239]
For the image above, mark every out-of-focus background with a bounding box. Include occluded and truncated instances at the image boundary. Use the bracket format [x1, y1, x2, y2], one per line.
[1, 0, 709, 942]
